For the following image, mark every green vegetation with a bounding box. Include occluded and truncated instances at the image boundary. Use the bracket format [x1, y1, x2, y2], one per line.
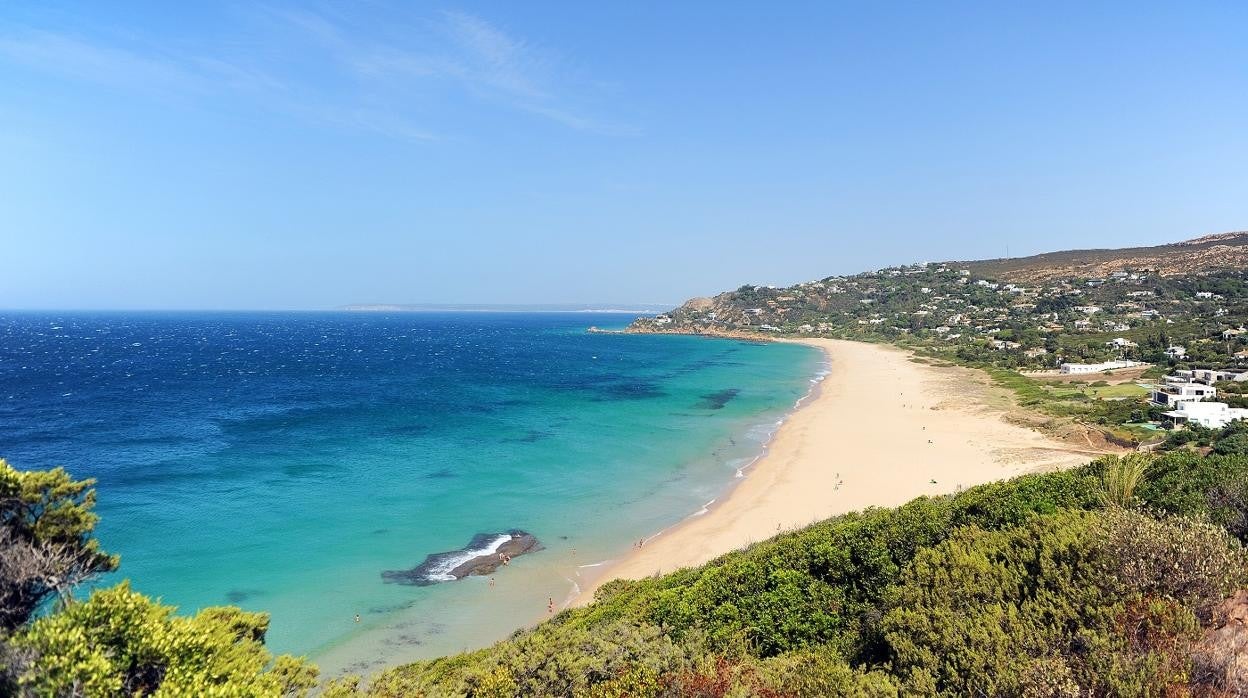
[1160, 418, 1248, 456]
[969, 366, 1156, 438]
[0, 459, 317, 697]
[0, 461, 118, 632]
[1097, 453, 1150, 507]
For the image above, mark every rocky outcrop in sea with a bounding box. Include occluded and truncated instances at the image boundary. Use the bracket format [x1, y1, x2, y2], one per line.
[382, 530, 543, 586]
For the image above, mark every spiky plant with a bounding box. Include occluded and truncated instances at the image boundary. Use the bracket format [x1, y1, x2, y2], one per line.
[1098, 453, 1151, 508]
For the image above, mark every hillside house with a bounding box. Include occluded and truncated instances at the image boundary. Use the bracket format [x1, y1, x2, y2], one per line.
[1150, 381, 1217, 407]
[1163, 401, 1248, 429]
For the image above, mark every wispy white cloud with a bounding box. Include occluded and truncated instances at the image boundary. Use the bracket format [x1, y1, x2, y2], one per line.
[439, 11, 546, 99]
[267, 6, 632, 135]
[0, 30, 197, 92]
[0, 6, 633, 141]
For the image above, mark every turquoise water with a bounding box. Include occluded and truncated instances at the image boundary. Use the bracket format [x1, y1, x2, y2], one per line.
[0, 312, 820, 672]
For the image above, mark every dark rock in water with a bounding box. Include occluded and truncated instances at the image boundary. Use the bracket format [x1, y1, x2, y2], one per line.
[501, 429, 554, 444]
[225, 589, 258, 603]
[697, 388, 740, 410]
[382, 530, 543, 586]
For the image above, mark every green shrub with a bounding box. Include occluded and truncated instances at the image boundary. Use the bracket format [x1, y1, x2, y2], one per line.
[882, 512, 1108, 696]
[882, 509, 1240, 696]
[10, 582, 317, 697]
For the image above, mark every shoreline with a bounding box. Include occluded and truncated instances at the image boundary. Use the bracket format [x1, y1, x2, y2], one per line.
[572, 337, 1115, 605]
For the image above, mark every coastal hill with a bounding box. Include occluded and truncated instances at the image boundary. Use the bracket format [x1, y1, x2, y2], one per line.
[637, 230, 1248, 340]
[630, 229, 1248, 447]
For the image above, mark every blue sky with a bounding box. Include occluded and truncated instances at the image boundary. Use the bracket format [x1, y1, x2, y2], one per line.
[2, 2, 1246, 310]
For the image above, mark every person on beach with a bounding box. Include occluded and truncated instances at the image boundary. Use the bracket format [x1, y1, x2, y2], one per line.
[548, 598, 555, 614]
[489, 577, 495, 588]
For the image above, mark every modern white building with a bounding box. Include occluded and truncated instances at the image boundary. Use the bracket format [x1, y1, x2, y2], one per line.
[1163, 401, 1248, 429]
[1165, 346, 1187, 359]
[1150, 380, 1217, 407]
[1171, 369, 1248, 385]
[1059, 360, 1144, 374]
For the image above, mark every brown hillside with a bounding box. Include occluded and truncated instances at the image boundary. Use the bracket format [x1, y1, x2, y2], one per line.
[954, 231, 1248, 282]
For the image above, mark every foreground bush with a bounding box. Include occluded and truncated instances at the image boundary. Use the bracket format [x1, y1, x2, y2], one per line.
[10, 582, 317, 697]
[0, 460, 316, 697]
[0, 459, 118, 632]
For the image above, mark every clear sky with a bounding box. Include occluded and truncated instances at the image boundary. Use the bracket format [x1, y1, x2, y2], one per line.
[2, 2, 1246, 310]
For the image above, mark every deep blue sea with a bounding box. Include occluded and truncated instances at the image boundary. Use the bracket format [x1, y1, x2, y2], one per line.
[0, 312, 820, 673]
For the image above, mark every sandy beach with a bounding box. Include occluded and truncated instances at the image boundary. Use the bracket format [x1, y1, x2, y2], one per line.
[575, 338, 1115, 603]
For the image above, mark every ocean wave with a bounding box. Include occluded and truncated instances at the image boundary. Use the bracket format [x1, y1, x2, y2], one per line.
[692, 498, 717, 516]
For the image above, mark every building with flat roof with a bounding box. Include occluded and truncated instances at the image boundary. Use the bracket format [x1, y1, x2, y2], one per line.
[1059, 360, 1144, 374]
[1163, 401, 1248, 429]
[1150, 381, 1217, 407]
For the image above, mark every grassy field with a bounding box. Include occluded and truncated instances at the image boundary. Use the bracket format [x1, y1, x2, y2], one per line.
[1037, 381, 1149, 400]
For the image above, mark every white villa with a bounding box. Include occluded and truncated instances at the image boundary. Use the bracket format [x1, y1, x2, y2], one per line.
[1150, 379, 1217, 407]
[1165, 346, 1187, 359]
[1059, 360, 1143, 375]
[1163, 401, 1248, 429]
[1173, 368, 1248, 385]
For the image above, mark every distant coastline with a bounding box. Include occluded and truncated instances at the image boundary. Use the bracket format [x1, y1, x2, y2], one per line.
[339, 303, 673, 314]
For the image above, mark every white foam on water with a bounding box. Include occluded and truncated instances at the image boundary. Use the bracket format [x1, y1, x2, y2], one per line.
[422, 533, 514, 582]
[691, 497, 716, 516]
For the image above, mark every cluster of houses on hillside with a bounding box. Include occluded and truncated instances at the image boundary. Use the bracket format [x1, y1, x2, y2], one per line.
[637, 263, 1248, 437]
[657, 263, 1248, 368]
